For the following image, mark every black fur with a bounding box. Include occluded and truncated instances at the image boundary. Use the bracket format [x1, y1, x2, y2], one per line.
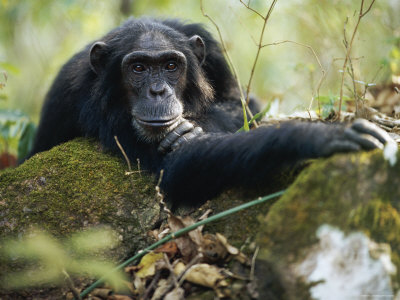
[29, 18, 392, 207]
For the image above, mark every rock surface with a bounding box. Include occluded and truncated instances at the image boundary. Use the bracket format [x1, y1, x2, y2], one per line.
[1, 138, 399, 299]
[257, 149, 400, 299]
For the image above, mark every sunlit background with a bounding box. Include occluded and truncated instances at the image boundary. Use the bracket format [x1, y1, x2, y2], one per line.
[0, 0, 399, 159]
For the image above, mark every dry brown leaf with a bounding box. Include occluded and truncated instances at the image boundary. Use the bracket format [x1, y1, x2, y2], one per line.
[181, 216, 203, 247]
[151, 278, 170, 300]
[216, 233, 249, 264]
[216, 233, 239, 255]
[124, 265, 142, 275]
[174, 262, 228, 289]
[164, 287, 185, 300]
[154, 241, 178, 258]
[149, 227, 170, 241]
[133, 275, 145, 295]
[168, 215, 202, 260]
[107, 295, 133, 300]
[203, 233, 228, 263]
[91, 288, 112, 298]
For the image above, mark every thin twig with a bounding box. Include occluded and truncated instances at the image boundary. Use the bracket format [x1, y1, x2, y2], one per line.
[200, 0, 257, 128]
[250, 246, 259, 281]
[360, 65, 383, 111]
[229, 5, 258, 46]
[239, 0, 265, 20]
[343, 19, 361, 116]
[221, 269, 249, 281]
[177, 254, 203, 286]
[136, 158, 141, 176]
[240, 0, 279, 107]
[332, 56, 365, 62]
[156, 169, 171, 215]
[142, 270, 161, 300]
[261, 40, 326, 115]
[338, 0, 376, 118]
[158, 254, 203, 299]
[163, 253, 179, 287]
[360, 0, 376, 17]
[114, 135, 132, 173]
[63, 269, 82, 300]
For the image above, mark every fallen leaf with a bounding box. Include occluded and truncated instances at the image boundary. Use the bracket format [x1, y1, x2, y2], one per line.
[107, 295, 133, 300]
[216, 233, 239, 255]
[168, 215, 202, 261]
[203, 234, 228, 263]
[216, 233, 249, 264]
[164, 287, 184, 300]
[124, 265, 142, 275]
[174, 262, 228, 289]
[136, 252, 164, 278]
[151, 278, 170, 300]
[91, 288, 112, 298]
[154, 241, 178, 259]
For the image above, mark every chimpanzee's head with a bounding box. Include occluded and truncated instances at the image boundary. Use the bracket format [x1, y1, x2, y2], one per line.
[88, 19, 214, 142]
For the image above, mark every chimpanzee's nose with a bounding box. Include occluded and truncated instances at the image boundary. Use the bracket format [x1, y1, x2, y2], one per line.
[149, 82, 166, 97]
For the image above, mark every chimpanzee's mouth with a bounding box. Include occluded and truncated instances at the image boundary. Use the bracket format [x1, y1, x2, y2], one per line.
[136, 116, 181, 128]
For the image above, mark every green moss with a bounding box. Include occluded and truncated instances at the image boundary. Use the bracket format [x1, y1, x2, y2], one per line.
[257, 149, 400, 294]
[199, 189, 279, 247]
[0, 138, 157, 239]
[348, 200, 400, 288]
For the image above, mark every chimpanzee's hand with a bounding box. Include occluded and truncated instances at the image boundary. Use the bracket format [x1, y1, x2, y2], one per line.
[321, 119, 396, 157]
[158, 119, 203, 153]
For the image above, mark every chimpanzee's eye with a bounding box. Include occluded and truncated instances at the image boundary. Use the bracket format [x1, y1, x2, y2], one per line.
[133, 64, 146, 73]
[166, 62, 177, 71]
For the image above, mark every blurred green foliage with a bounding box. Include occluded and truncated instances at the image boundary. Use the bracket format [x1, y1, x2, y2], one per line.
[0, 109, 36, 159]
[0, 0, 399, 122]
[1, 228, 127, 291]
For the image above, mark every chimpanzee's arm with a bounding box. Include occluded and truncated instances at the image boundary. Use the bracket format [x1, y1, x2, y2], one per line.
[160, 120, 393, 206]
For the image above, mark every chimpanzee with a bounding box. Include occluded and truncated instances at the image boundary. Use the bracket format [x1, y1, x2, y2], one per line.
[29, 18, 394, 207]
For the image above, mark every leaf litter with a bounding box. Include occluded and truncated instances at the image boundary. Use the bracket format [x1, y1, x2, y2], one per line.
[79, 210, 259, 299]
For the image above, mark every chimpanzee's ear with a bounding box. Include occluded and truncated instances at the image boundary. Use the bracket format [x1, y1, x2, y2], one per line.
[188, 35, 206, 66]
[89, 41, 108, 74]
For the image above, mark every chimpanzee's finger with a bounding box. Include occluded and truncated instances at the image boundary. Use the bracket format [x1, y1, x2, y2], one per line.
[158, 120, 194, 153]
[322, 139, 361, 157]
[171, 127, 203, 151]
[344, 127, 383, 150]
[351, 119, 392, 145]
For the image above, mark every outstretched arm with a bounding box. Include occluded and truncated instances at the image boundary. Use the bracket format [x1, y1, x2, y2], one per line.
[160, 120, 394, 207]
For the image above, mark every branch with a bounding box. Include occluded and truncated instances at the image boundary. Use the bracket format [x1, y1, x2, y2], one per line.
[261, 40, 326, 115]
[337, 0, 376, 118]
[360, 0, 376, 17]
[200, 0, 256, 128]
[239, 0, 265, 20]
[240, 0, 279, 106]
[114, 135, 132, 173]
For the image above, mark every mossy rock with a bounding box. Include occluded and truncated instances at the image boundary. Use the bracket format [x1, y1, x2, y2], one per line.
[0, 138, 281, 256]
[0, 138, 161, 257]
[257, 149, 400, 299]
[0, 138, 282, 298]
[2, 138, 399, 299]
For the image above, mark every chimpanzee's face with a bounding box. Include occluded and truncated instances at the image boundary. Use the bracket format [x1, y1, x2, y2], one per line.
[120, 32, 188, 141]
[89, 29, 210, 143]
